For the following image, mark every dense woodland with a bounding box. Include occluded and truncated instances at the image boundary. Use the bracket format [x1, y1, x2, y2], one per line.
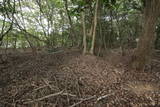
[0, 0, 160, 106]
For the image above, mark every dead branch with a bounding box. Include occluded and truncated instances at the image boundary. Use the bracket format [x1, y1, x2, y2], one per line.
[96, 93, 115, 102]
[23, 90, 64, 104]
[69, 95, 96, 107]
[152, 59, 160, 63]
[42, 78, 76, 97]
[42, 78, 55, 90]
[34, 85, 48, 91]
[61, 92, 77, 97]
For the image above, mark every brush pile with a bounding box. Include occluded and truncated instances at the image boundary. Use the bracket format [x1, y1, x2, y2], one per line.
[0, 50, 160, 107]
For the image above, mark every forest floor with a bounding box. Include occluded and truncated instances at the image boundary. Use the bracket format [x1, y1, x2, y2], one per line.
[0, 48, 160, 107]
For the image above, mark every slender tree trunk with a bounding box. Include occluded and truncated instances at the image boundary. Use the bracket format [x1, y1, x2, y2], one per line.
[5, 34, 9, 55]
[24, 34, 37, 55]
[97, 0, 103, 56]
[132, 0, 160, 71]
[63, 0, 76, 46]
[90, 0, 99, 54]
[82, 11, 87, 55]
[60, 11, 65, 46]
[89, 20, 94, 37]
[13, 34, 17, 51]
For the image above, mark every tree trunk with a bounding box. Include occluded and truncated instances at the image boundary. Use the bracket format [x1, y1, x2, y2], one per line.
[24, 34, 37, 56]
[63, 0, 76, 46]
[90, 0, 99, 54]
[82, 11, 87, 55]
[132, 0, 160, 71]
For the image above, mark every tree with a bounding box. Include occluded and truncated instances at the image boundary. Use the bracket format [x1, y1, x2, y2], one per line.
[90, 0, 99, 54]
[132, 0, 160, 71]
[82, 11, 87, 55]
[63, 0, 76, 46]
[0, 0, 15, 46]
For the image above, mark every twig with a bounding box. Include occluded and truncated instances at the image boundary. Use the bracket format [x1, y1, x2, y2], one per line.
[42, 78, 58, 91]
[34, 85, 48, 91]
[152, 59, 160, 63]
[23, 90, 64, 104]
[69, 95, 96, 107]
[61, 92, 76, 97]
[42, 78, 76, 97]
[96, 93, 115, 102]
[0, 101, 13, 106]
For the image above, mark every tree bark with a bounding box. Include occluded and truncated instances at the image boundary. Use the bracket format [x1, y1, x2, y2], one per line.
[82, 11, 87, 55]
[132, 0, 160, 71]
[63, 0, 76, 46]
[90, 0, 99, 54]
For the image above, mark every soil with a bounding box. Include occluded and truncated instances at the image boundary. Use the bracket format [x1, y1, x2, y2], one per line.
[0, 49, 160, 107]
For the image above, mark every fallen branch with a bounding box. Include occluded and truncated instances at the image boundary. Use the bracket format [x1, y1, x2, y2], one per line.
[42, 78, 76, 97]
[42, 78, 58, 91]
[0, 101, 13, 106]
[23, 90, 64, 104]
[34, 85, 48, 91]
[152, 59, 160, 63]
[61, 92, 76, 97]
[96, 93, 115, 102]
[69, 95, 96, 107]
